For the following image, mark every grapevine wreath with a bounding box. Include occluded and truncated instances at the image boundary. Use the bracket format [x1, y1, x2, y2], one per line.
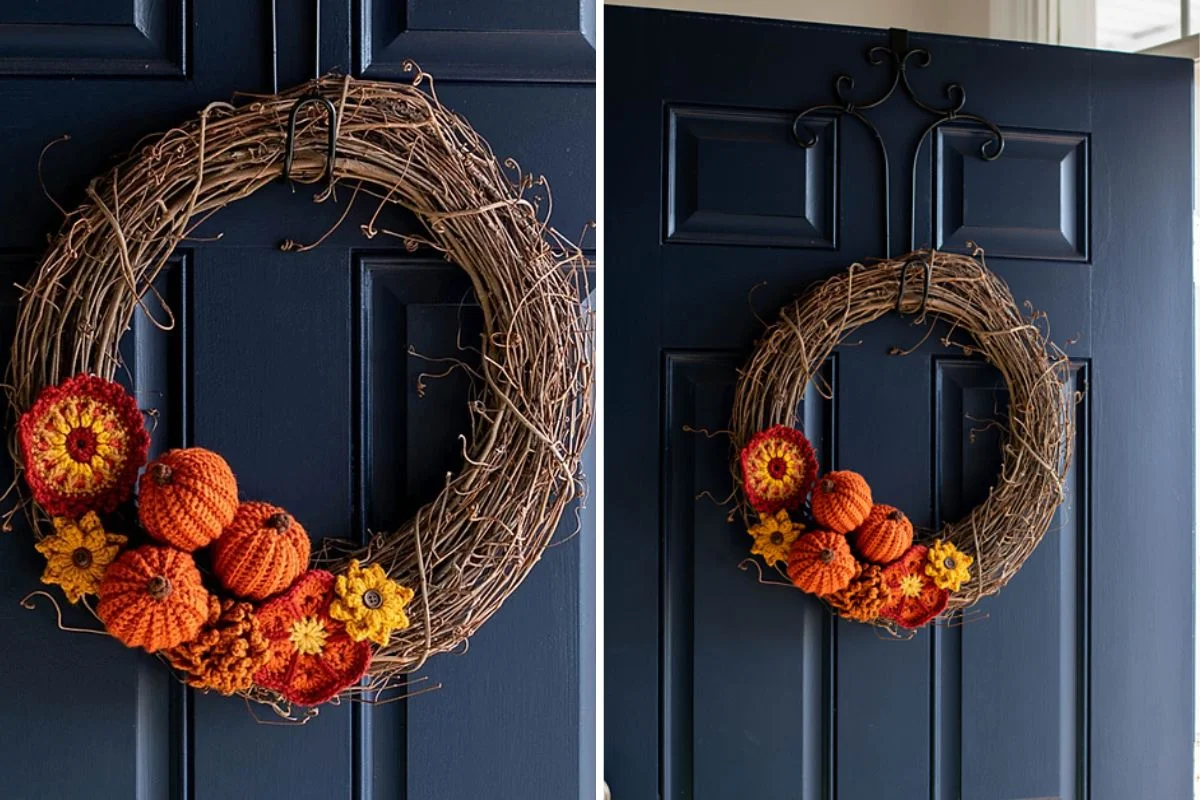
[731, 250, 1075, 630]
[5, 70, 592, 716]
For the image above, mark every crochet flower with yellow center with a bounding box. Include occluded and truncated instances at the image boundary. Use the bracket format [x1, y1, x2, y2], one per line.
[925, 539, 973, 591]
[330, 559, 415, 645]
[747, 510, 803, 567]
[289, 616, 329, 655]
[34, 512, 127, 603]
[739, 424, 819, 514]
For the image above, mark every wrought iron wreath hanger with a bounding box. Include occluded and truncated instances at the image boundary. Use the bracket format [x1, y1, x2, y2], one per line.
[791, 28, 1006, 293]
[270, 0, 338, 189]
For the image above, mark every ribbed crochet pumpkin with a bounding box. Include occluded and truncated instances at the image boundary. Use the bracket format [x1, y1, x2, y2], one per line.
[787, 530, 856, 595]
[212, 502, 310, 600]
[97, 545, 211, 652]
[855, 504, 913, 564]
[823, 563, 892, 622]
[811, 471, 873, 534]
[138, 448, 238, 551]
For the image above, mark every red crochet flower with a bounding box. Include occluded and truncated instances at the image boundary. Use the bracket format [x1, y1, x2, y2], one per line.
[18, 374, 149, 517]
[254, 570, 372, 706]
[739, 424, 819, 513]
[878, 545, 949, 629]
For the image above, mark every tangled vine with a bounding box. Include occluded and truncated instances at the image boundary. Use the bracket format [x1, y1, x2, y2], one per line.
[732, 249, 1074, 615]
[5, 69, 593, 712]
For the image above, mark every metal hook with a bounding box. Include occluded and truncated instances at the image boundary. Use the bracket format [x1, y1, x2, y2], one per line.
[284, 94, 337, 186]
[272, 0, 337, 189]
[896, 257, 933, 318]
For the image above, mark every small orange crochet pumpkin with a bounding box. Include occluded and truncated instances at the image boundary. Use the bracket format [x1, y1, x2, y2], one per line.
[787, 530, 857, 596]
[811, 471, 873, 534]
[138, 448, 239, 551]
[855, 504, 914, 564]
[97, 545, 211, 652]
[212, 502, 310, 600]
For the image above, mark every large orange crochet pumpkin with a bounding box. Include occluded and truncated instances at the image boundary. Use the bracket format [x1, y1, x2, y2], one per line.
[855, 504, 913, 564]
[97, 545, 211, 651]
[811, 471, 873, 534]
[138, 448, 238, 551]
[787, 530, 856, 595]
[212, 502, 310, 600]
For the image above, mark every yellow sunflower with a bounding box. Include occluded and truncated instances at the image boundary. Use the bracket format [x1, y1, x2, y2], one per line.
[925, 539, 973, 592]
[34, 512, 127, 603]
[747, 510, 803, 567]
[329, 560, 415, 645]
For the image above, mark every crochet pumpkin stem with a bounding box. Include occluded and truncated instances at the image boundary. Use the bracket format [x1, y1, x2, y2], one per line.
[150, 463, 173, 486]
[267, 513, 292, 531]
[147, 575, 172, 601]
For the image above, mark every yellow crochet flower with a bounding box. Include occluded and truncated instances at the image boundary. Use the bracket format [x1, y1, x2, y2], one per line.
[330, 559, 415, 645]
[925, 539, 973, 592]
[747, 510, 803, 567]
[34, 512, 127, 603]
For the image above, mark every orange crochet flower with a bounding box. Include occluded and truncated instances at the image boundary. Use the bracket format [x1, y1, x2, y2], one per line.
[879, 545, 948, 629]
[166, 597, 272, 695]
[254, 570, 372, 706]
[18, 374, 149, 517]
[823, 563, 892, 623]
[739, 424, 818, 514]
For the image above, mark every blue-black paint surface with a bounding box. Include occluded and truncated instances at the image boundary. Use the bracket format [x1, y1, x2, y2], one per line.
[0, 2, 594, 799]
[605, 8, 1192, 800]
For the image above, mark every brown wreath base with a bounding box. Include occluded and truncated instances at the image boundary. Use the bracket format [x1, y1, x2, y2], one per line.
[6, 70, 593, 713]
[731, 249, 1074, 615]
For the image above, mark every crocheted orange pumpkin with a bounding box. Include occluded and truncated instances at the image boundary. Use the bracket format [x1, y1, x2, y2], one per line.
[97, 545, 211, 652]
[811, 471, 873, 534]
[855, 504, 913, 564]
[138, 448, 238, 551]
[787, 530, 856, 596]
[212, 502, 310, 600]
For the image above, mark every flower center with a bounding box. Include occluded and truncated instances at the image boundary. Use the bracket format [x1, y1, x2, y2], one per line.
[899, 574, 923, 598]
[944, 557, 957, 570]
[65, 427, 98, 463]
[71, 547, 93, 568]
[769, 532, 784, 546]
[289, 615, 329, 655]
[766, 456, 789, 480]
[362, 589, 384, 609]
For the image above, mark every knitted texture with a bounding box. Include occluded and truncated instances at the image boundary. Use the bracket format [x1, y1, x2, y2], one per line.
[823, 563, 892, 622]
[855, 504, 913, 565]
[254, 570, 372, 706]
[18, 374, 149, 517]
[165, 596, 271, 695]
[925, 538, 973, 592]
[746, 509, 803, 568]
[138, 448, 238, 551]
[97, 545, 211, 651]
[811, 471, 873, 534]
[34, 512, 127, 603]
[330, 559, 415, 645]
[740, 424, 819, 514]
[213, 502, 310, 600]
[879, 544, 948, 629]
[787, 530, 856, 596]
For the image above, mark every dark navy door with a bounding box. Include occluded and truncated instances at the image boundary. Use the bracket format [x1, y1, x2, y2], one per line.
[0, 3, 594, 799]
[605, 9, 1192, 800]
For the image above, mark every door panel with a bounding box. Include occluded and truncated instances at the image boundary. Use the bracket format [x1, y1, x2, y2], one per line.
[606, 8, 1191, 800]
[0, 2, 594, 799]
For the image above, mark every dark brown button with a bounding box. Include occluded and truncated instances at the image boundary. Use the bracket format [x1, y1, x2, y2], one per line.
[362, 589, 383, 609]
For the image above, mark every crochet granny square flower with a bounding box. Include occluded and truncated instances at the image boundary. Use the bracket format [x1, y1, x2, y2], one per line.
[740, 424, 819, 514]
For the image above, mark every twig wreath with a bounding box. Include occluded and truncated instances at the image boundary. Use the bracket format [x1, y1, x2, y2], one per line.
[5, 69, 592, 718]
[731, 249, 1074, 630]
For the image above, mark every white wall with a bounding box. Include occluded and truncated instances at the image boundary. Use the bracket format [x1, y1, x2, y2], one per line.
[605, 0, 991, 36]
[604, 0, 1096, 46]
